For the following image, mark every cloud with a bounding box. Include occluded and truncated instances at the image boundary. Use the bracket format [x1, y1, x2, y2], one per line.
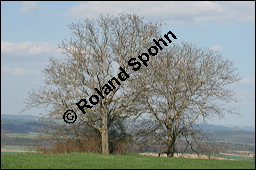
[238, 78, 255, 86]
[231, 78, 255, 87]
[32, 81, 40, 85]
[1, 66, 41, 76]
[231, 78, 255, 106]
[66, 1, 255, 24]
[1, 41, 62, 56]
[210, 44, 223, 51]
[19, 1, 42, 13]
[219, 1, 255, 23]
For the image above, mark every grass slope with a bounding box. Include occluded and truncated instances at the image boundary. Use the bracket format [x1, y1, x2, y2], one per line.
[1, 153, 255, 169]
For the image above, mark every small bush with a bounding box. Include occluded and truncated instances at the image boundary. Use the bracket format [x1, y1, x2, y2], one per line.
[50, 136, 102, 154]
[38, 135, 128, 154]
[37, 146, 50, 153]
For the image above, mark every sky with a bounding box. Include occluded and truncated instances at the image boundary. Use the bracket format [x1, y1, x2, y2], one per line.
[1, 1, 255, 127]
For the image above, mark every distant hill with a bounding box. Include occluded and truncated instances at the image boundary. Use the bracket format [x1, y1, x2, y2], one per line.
[1, 114, 40, 122]
[1, 114, 41, 133]
[192, 124, 254, 145]
[197, 124, 255, 132]
[1, 114, 255, 144]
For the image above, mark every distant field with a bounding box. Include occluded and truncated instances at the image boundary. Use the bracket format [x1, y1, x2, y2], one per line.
[2, 133, 38, 138]
[216, 153, 253, 162]
[1, 145, 36, 151]
[1, 153, 255, 169]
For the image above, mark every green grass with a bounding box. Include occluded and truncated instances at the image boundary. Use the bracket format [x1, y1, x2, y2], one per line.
[1, 152, 19, 154]
[1, 153, 255, 169]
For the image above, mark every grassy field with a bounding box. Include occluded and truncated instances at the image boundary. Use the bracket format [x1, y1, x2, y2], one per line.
[216, 154, 253, 162]
[2, 133, 38, 138]
[1, 145, 36, 151]
[1, 153, 255, 169]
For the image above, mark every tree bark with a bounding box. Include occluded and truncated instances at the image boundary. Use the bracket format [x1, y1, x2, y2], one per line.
[101, 112, 109, 154]
[166, 136, 176, 157]
[166, 143, 175, 157]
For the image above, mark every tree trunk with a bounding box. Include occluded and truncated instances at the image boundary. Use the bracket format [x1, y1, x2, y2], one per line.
[166, 128, 176, 157]
[101, 112, 109, 154]
[101, 127, 109, 154]
[166, 142, 175, 157]
[166, 134, 176, 157]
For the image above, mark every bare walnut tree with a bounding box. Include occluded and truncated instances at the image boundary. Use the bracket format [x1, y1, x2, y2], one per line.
[22, 13, 163, 154]
[136, 42, 241, 157]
